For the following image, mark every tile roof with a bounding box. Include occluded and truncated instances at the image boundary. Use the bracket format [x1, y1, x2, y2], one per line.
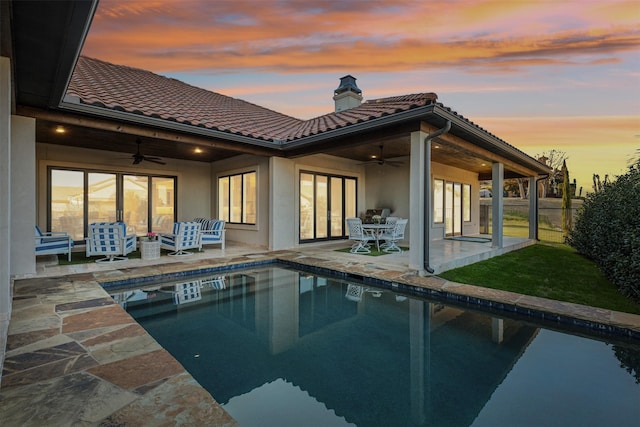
[67, 57, 441, 142]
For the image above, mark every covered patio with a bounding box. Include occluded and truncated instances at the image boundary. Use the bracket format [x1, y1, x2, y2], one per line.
[33, 235, 534, 279]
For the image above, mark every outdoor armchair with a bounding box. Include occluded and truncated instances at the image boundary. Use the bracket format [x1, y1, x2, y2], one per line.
[193, 218, 226, 249]
[35, 225, 74, 262]
[160, 221, 202, 256]
[85, 222, 137, 262]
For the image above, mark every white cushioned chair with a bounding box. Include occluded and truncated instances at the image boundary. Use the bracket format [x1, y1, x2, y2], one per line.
[160, 221, 202, 256]
[35, 225, 74, 262]
[193, 218, 226, 250]
[85, 222, 137, 263]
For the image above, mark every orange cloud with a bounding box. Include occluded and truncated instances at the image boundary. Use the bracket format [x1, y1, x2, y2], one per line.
[83, 0, 640, 75]
[473, 115, 638, 192]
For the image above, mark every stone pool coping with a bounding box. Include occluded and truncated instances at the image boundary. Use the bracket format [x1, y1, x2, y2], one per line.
[2, 250, 639, 425]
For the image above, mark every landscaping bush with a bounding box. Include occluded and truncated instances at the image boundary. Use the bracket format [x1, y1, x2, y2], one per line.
[569, 165, 640, 302]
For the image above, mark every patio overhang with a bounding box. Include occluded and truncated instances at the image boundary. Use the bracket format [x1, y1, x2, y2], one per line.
[3, 0, 98, 109]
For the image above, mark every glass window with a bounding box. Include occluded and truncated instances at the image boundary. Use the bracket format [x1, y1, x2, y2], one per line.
[463, 184, 471, 222]
[299, 172, 357, 242]
[49, 167, 176, 239]
[152, 177, 175, 233]
[300, 173, 314, 240]
[51, 169, 85, 241]
[433, 179, 444, 223]
[218, 171, 256, 225]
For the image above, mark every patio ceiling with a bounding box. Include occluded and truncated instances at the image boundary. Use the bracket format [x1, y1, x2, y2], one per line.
[27, 105, 528, 179]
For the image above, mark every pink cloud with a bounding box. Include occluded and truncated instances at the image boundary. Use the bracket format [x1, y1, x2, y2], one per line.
[83, 0, 640, 75]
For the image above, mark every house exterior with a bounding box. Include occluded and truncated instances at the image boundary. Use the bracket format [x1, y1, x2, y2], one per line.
[0, 0, 550, 367]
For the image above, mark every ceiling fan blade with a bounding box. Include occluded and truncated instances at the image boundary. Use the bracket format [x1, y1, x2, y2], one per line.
[143, 157, 166, 165]
[385, 160, 404, 167]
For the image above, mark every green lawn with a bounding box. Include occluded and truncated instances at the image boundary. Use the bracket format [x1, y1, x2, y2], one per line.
[438, 243, 640, 315]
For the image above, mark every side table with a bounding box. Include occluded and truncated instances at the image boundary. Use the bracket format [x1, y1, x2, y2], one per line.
[140, 239, 161, 260]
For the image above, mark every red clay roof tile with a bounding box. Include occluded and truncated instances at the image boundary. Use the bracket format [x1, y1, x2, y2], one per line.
[67, 57, 446, 143]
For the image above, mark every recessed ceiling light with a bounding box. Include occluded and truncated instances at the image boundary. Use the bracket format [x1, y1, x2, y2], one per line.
[54, 125, 66, 134]
[434, 145, 440, 149]
[194, 147, 203, 154]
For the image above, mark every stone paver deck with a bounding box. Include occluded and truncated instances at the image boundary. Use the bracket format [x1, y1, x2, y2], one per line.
[1, 247, 639, 425]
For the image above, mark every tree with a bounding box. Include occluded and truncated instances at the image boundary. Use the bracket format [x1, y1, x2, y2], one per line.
[569, 165, 640, 302]
[536, 150, 568, 197]
[561, 160, 572, 241]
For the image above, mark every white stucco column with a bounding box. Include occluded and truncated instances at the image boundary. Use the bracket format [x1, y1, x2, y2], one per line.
[269, 157, 296, 250]
[10, 115, 36, 276]
[528, 176, 538, 240]
[0, 56, 12, 382]
[491, 162, 504, 248]
[409, 130, 428, 272]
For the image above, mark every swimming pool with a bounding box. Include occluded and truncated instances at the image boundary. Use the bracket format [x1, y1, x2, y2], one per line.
[111, 264, 640, 427]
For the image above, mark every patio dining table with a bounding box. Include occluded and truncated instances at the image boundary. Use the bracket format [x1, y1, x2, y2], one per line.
[361, 223, 394, 251]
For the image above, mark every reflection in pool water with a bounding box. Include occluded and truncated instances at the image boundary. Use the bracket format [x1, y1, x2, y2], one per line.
[112, 265, 640, 427]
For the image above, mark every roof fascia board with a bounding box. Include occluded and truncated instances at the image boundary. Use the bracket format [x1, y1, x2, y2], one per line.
[49, 0, 99, 107]
[280, 105, 437, 149]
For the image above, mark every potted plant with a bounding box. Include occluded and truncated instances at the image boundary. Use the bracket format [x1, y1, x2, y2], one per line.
[372, 214, 382, 224]
[145, 232, 157, 241]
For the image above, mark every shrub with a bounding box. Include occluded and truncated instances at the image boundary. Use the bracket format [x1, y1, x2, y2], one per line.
[569, 165, 640, 302]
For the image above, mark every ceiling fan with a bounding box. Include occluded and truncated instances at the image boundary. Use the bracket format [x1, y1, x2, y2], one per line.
[360, 145, 403, 167]
[128, 138, 166, 165]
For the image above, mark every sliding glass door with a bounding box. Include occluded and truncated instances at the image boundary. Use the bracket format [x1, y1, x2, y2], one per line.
[444, 181, 471, 236]
[49, 167, 175, 241]
[300, 172, 356, 242]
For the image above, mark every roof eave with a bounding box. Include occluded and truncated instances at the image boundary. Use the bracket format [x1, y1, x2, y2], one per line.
[58, 100, 284, 149]
[280, 105, 438, 148]
[432, 105, 551, 175]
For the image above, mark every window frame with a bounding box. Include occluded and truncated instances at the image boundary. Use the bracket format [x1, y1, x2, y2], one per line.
[47, 166, 177, 240]
[433, 178, 445, 224]
[218, 170, 257, 226]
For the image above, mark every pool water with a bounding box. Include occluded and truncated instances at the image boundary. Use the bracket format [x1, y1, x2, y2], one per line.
[111, 265, 640, 427]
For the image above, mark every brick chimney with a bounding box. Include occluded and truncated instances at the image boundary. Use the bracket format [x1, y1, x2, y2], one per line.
[333, 75, 362, 112]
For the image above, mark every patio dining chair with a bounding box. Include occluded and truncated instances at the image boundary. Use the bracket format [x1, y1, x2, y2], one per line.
[35, 225, 74, 262]
[160, 221, 202, 256]
[346, 217, 372, 254]
[384, 216, 398, 226]
[379, 218, 408, 253]
[85, 222, 137, 262]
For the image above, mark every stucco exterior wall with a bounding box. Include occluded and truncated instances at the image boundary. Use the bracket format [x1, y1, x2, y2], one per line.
[364, 157, 410, 217]
[269, 157, 296, 250]
[11, 115, 36, 276]
[0, 56, 11, 385]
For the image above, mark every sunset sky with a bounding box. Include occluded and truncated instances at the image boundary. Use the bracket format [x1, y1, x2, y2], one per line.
[81, 0, 640, 193]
